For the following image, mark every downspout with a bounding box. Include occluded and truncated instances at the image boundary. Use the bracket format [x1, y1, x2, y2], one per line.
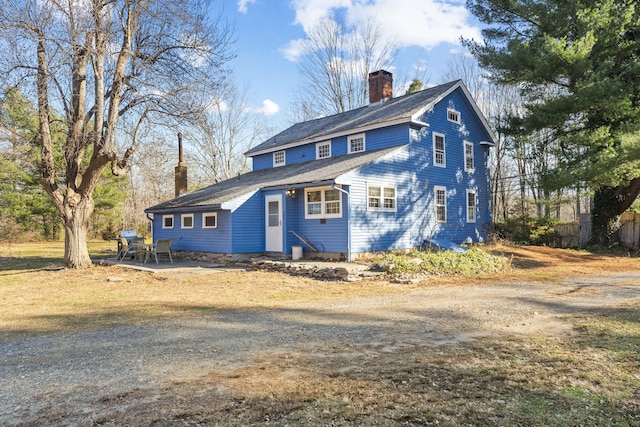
[332, 184, 351, 261]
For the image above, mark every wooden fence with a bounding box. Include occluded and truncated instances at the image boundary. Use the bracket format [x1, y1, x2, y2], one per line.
[555, 212, 640, 249]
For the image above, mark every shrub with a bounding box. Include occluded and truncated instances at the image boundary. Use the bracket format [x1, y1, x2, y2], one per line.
[374, 248, 512, 276]
[495, 215, 561, 245]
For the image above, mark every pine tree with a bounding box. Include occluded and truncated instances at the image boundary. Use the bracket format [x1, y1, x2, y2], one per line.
[465, 0, 640, 244]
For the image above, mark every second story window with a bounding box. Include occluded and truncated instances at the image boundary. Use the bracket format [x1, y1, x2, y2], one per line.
[447, 108, 460, 124]
[464, 141, 474, 172]
[273, 150, 285, 167]
[348, 133, 365, 154]
[433, 132, 446, 167]
[316, 141, 331, 159]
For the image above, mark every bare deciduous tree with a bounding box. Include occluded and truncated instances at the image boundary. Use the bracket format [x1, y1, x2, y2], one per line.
[189, 82, 270, 184]
[292, 15, 396, 120]
[0, 0, 234, 267]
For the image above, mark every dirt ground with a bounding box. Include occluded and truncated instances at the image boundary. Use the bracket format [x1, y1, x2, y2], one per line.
[1, 244, 640, 426]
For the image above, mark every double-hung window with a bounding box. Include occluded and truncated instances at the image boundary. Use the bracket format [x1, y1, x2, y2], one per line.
[434, 186, 447, 223]
[433, 132, 446, 167]
[367, 184, 397, 212]
[273, 150, 285, 167]
[466, 190, 477, 223]
[348, 133, 365, 154]
[316, 141, 331, 159]
[464, 141, 474, 172]
[305, 187, 342, 219]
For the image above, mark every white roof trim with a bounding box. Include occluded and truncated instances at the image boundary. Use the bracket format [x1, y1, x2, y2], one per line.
[411, 80, 498, 145]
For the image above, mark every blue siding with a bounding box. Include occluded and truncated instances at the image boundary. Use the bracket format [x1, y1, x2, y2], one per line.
[411, 87, 493, 244]
[252, 153, 272, 170]
[291, 189, 349, 254]
[284, 191, 300, 254]
[231, 192, 265, 253]
[349, 146, 414, 253]
[151, 210, 232, 252]
[249, 124, 408, 169]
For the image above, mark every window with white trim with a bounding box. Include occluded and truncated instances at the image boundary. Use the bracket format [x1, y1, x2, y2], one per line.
[273, 150, 285, 167]
[433, 132, 446, 167]
[162, 215, 174, 229]
[434, 186, 447, 223]
[202, 212, 217, 228]
[466, 190, 477, 223]
[367, 184, 397, 212]
[464, 141, 474, 172]
[181, 213, 194, 229]
[447, 108, 460, 124]
[348, 133, 365, 154]
[305, 187, 342, 219]
[316, 141, 331, 159]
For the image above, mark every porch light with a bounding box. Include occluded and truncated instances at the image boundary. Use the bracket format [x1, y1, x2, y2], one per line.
[286, 189, 297, 198]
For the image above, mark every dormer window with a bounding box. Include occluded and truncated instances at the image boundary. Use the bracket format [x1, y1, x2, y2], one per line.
[316, 141, 331, 159]
[348, 133, 365, 154]
[273, 150, 285, 167]
[447, 108, 460, 124]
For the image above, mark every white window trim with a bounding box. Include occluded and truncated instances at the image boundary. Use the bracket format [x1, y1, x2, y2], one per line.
[202, 212, 217, 229]
[433, 132, 446, 168]
[273, 150, 285, 167]
[464, 141, 475, 172]
[316, 141, 331, 159]
[304, 186, 343, 219]
[447, 108, 460, 124]
[181, 213, 194, 229]
[466, 189, 477, 223]
[348, 133, 366, 154]
[434, 186, 447, 223]
[162, 215, 174, 229]
[367, 183, 397, 212]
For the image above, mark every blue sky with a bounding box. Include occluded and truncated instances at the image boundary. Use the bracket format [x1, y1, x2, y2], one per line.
[220, 0, 483, 128]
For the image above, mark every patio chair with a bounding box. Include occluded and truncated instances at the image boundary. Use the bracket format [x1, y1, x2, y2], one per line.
[151, 238, 173, 264]
[116, 237, 137, 261]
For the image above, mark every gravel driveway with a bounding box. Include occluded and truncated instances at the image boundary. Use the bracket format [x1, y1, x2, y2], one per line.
[2, 272, 640, 425]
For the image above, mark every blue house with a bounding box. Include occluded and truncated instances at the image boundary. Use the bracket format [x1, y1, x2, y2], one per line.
[145, 71, 496, 260]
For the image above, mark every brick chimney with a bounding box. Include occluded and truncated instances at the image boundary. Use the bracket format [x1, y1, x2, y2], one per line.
[174, 132, 187, 197]
[368, 70, 393, 104]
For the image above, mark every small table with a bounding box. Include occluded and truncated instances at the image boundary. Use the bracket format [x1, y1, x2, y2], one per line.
[130, 242, 153, 263]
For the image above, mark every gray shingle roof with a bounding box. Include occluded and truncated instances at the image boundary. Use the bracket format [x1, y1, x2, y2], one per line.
[145, 146, 403, 212]
[246, 80, 461, 156]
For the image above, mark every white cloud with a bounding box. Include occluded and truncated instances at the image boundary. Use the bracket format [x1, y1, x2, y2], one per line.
[286, 0, 482, 59]
[254, 99, 280, 116]
[237, 0, 256, 14]
[281, 38, 308, 62]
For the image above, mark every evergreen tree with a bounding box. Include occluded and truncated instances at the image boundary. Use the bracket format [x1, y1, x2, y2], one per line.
[0, 87, 61, 240]
[465, 0, 640, 244]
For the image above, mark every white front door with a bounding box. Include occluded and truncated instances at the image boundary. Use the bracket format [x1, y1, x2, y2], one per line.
[265, 194, 283, 252]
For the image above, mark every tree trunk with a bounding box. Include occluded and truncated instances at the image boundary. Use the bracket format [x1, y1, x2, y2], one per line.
[591, 186, 622, 246]
[61, 195, 94, 268]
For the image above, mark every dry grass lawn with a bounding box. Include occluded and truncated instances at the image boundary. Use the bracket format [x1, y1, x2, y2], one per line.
[1, 241, 640, 426]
